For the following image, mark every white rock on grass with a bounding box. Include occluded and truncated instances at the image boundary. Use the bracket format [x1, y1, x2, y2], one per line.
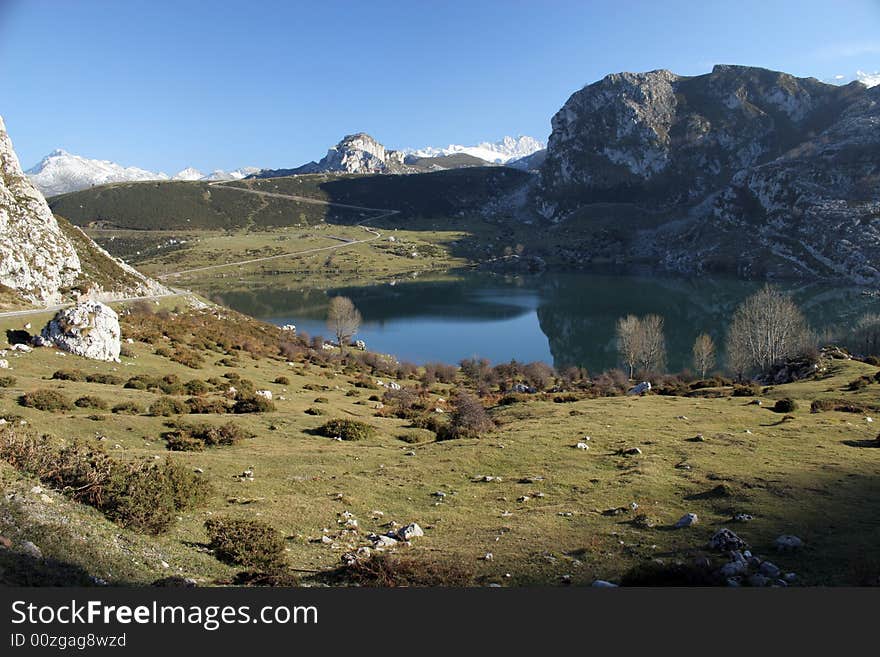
[396, 522, 424, 541]
[255, 389, 273, 400]
[674, 513, 699, 528]
[40, 300, 121, 362]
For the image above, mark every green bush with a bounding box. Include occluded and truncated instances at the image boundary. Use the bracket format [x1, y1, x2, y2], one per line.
[773, 398, 798, 413]
[19, 389, 73, 412]
[86, 373, 124, 385]
[0, 431, 209, 534]
[273, 376, 290, 385]
[0, 375, 16, 388]
[317, 419, 376, 441]
[112, 401, 142, 415]
[848, 376, 872, 391]
[149, 396, 189, 416]
[732, 384, 760, 397]
[184, 379, 212, 396]
[164, 422, 252, 451]
[74, 395, 108, 409]
[51, 369, 86, 382]
[304, 406, 327, 416]
[232, 396, 275, 414]
[186, 397, 230, 414]
[164, 431, 205, 451]
[204, 518, 286, 571]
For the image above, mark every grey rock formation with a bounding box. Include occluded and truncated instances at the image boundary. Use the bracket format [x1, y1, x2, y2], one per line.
[40, 299, 121, 362]
[0, 116, 82, 303]
[293, 133, 408, 175]
[536, 65, 880, 283]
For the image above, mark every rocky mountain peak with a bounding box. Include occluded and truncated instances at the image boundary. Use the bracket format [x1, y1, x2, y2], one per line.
[294, 132, 406, 174]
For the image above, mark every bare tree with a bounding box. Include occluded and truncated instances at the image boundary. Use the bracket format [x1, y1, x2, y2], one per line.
[726, 285, 810, 377]
[849, 313, 880, 357]
[616, 315, 642, 379]
[637, 314, 667, 374]
[692, 333, 716, 379]
[326, 296, 362, 351]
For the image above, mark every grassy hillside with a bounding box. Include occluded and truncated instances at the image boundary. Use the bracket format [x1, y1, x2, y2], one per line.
[236, 168, 532, 221]
[1, 302, 879, 586]
[49, 181, 370, 231]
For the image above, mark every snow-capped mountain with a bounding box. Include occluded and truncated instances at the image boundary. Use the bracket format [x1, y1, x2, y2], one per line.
[27, 151, 261, 196]
[172, 167, 204, 181]
[26, 149, 169, 197]
[201, 167, 262, 181]
[856, 70, 880, 88]
[407, 135, 545, 164]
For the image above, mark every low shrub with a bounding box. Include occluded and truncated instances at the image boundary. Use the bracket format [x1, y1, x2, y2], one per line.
[732, 384, 760, 397]
[51, 369, 85, 382]
[304, 407, 327, 416]
[232, 396, 275, 414]
[74, 395, 108, 410]
[0, 430, 209, 534]
[0, 375, 16, 388]
[773, 398, 798, 413]
[810, 398, 867, 414]
[848, 376, 873, 391]
[273, 376, 290, 385]
[204, 518, 286, 571]
[186, 397, 230, 414]
[86, 373, 124, 385]
[184, 379, 212, 396]
[112, 401, 142, 415]
[317, 419, 376, 441]
[339, 553, 473, 587]
[19, 389, 73, 412]
[439, 392, 493, 440]
[164, 422, 253, 451]
[149, 396, 189, 416]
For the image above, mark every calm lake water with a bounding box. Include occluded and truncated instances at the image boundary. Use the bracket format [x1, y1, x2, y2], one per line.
[216, 271, 878, 372]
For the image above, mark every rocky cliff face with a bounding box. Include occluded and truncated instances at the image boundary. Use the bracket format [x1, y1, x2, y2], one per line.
[296, 133, 408, 174]
[0, 116, 168, 305]
[536, 65, 880, 283]
[0, 117, 82, 303]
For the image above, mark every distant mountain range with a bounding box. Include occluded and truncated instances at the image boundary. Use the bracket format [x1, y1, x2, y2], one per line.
[25, 150, 259, 197]
[405, 135, 545, 164]
[27, 134, 545, 195]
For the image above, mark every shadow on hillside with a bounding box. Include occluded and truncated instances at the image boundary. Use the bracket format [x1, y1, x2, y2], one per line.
[0, 548, 113, 586]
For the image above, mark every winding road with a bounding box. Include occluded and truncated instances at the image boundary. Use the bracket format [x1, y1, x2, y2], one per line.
[157, 181, 398, 279]
[0, 180, 399, 319]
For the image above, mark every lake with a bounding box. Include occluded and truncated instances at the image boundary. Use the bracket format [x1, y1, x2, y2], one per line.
[214, 270, 878, 372]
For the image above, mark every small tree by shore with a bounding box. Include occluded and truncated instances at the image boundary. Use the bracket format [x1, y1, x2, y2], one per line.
[327, 296, 362, 351]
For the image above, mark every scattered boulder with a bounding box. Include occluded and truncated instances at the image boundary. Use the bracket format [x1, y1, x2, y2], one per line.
[626, 381, 651, 396]
[732, 513, 754, 522]
[674, 513, 699, 528]
[40, 300, 121, 362]
[708, 528, 748, 552]
[0, 359, 8, 369]
[396, 522, 424, 541]
[355, 340, 366, 351]
[775, 535, 803, 552]
[619, 447, 642, 456]
[19, 540, 42, 559]
[255, 389, 272, 401]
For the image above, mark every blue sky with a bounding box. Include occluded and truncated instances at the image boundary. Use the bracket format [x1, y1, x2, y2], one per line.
[1, 0, 878, 173]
